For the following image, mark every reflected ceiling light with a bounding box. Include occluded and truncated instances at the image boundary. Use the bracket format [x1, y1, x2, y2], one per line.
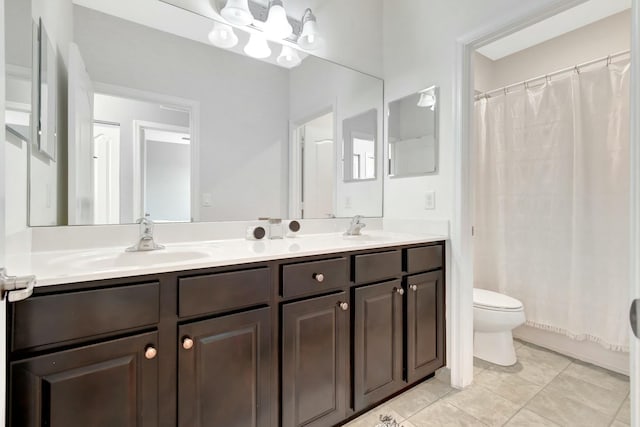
[208, 22, 239, 49]
[244, 33, 271, 58]
[221, 0, 254, 26]
[298, 8, 321, 50]
[277, 45, 301, 68]
[264, 0, 293, 40]
[417, 89, 437, 111]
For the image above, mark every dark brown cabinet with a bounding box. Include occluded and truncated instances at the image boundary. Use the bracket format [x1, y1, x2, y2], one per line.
[178, 307, 271, 427]
[353, 280, 404, 411]
[7, 241, 446, 427]
[10, 331, 159, 427]
[406, 270, 445, 383]
[281, 292, 349, 427]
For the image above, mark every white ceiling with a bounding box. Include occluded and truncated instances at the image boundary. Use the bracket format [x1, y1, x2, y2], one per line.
[477, 0, 631, 60]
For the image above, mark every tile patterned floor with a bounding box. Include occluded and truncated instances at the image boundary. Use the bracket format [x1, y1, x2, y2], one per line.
[345, 340, 631, 427]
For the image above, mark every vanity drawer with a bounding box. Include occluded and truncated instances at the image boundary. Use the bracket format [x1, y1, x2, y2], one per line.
[281, 258, 348, 298]
[406, 245, 443, 274]
[179, 268, 270, 318]
[354, 250, 402, 284]
[12, 282, 160, 352]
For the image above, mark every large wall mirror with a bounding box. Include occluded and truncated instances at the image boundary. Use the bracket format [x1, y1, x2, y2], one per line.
[4, 0, 384, 227]
[388, 86, 439, 177]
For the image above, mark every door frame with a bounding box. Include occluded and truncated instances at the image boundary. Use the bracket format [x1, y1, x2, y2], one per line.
[630, 0, 640, 421]
[447, 0, 637, 389]
[0, 0, 7, 423]
[133, 120, 191, 220]
[93, 83, 200, 222]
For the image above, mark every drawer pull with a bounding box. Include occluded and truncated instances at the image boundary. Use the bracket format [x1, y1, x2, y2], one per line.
[313, 273, 325, 283]
[338, 302, 349, 311]
[182, 337, 194, 350]
[144, 346, 157, 360]
[410, 284, 418, 292]
[395, 287, 405, 296]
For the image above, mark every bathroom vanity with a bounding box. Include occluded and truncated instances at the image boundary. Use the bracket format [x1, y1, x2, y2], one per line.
[6, 236, 446, 427]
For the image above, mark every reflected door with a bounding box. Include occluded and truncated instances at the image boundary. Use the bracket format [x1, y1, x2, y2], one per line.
[93, 122, 120, 224]
[301, 112, 335, 219]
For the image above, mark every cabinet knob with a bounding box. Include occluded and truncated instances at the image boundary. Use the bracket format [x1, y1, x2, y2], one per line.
[338, 302, 349, 311]
[395, 287, 405, 296]
[410, 284, 418, 292]
[313, 273, 325, 283]
[182, 337, 194, 350]
[144, 346, 157, 360]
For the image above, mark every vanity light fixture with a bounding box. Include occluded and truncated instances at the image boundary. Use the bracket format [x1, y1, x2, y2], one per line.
[417, 87, 437, 111]
[298, 8, 321, 50]
[208, 22, 239, 49]
[277, 45, 301, 68]
[244, 32, 271, 58]
[221, 0, 254, 26]
[264, 0, 293, 40]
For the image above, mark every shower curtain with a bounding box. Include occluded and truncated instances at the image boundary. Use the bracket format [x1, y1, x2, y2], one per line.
[474, 60, 631, 351]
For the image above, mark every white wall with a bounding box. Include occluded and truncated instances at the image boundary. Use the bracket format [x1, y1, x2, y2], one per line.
[475, 10, 631, 92]
[382, 0, 561, 221]
[289, 55, 384, 218]
[75, 5, 290, 222]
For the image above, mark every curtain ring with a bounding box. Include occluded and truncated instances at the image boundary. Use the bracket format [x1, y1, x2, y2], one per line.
[607, 55, 612, 67]
[545, 75, 551, 84]
[574, 65, 581, 74]
[524, 81, 529, 89]
[504, 87, 508, 96]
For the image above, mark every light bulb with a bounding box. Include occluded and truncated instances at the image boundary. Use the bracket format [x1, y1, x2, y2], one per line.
[277, 45, 302, 68]
[264, 0, 293, 40]
[208, 22, 239, 49]
[244, 33, 271, 59]
[298, 9, 321, 50]
[221, 0, 254, 26]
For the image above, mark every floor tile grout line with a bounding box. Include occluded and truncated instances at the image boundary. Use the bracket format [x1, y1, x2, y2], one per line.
[610, 391, 631, 427]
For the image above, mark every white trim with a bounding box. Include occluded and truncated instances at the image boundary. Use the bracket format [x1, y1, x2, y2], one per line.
[0, 0, 6, 423]
[133, 120, 191, 220]
[451, 0, 591, 389]
[93, 83, 201, 222]
[630, 0, 640, 423]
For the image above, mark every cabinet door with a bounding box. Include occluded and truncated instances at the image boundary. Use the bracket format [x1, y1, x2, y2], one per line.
[178, 307, 271, 427]
[406, 271, 445, 383]
[282, 292, 349, 427]
[353, 280, 404, 411]
[10, 331, 159, 427]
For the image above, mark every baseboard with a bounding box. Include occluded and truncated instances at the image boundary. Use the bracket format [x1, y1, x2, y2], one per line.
[513, 325, 630, 376]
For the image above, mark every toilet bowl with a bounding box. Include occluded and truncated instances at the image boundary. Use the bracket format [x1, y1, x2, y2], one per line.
[473, 288, 525, 366]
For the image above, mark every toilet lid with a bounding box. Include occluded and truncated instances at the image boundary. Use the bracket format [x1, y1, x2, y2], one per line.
[473, 288, 523, 311]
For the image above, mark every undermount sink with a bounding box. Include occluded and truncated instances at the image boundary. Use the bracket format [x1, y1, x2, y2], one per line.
[49, 248, 212, 271]
[342, 233, 394, 242]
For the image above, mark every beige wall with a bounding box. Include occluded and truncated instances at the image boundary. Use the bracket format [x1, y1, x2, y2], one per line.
[475, 10, 631, 93]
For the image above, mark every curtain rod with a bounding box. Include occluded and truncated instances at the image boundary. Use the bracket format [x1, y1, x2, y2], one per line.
[475, 49, 631, 100]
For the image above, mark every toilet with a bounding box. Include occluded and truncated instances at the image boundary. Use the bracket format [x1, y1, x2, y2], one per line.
[473, 288, 525, 366]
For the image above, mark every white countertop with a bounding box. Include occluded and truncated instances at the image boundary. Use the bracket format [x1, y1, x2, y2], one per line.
[7, 231, 447, 288]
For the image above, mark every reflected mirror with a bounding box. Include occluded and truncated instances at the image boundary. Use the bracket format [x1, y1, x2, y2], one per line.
[388, 86, 439, 177]
[4, 0, 384, 226]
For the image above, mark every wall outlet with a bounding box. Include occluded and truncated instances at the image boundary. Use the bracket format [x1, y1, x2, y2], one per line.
[425, 191, 436, 210]
[201, 193, 213, 207]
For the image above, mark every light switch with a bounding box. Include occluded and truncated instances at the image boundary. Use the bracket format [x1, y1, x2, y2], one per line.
[425, 191, 435, 210]
[202, 193, 213, 207]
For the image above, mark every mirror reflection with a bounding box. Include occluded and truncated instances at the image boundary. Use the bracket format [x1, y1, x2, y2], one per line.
[4, 0, 384, 227]
[343, 109, 377, 182]
[388, 86, 439, 177]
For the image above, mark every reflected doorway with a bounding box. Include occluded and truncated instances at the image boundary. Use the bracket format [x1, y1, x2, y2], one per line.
[296, 112, 335, 219]
[92, 121, 120, 224]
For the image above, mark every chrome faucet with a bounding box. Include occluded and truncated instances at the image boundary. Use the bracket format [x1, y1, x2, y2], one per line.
[345, 215, 366, 236]
[126, 214, 165, 252]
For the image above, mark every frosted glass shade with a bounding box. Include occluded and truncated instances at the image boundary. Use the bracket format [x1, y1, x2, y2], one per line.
[264, 0, 292, 40]
[298, 11, 321, 50]
[277, 45, 301, 68]
[244, 33, 271, 59]
[417, 91, 436, 110]
[221, 0, 254, 26]
[208, 22, 239, 49]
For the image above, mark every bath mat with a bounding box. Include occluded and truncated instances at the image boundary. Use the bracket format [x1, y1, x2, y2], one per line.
[375, 414, 404, 427]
